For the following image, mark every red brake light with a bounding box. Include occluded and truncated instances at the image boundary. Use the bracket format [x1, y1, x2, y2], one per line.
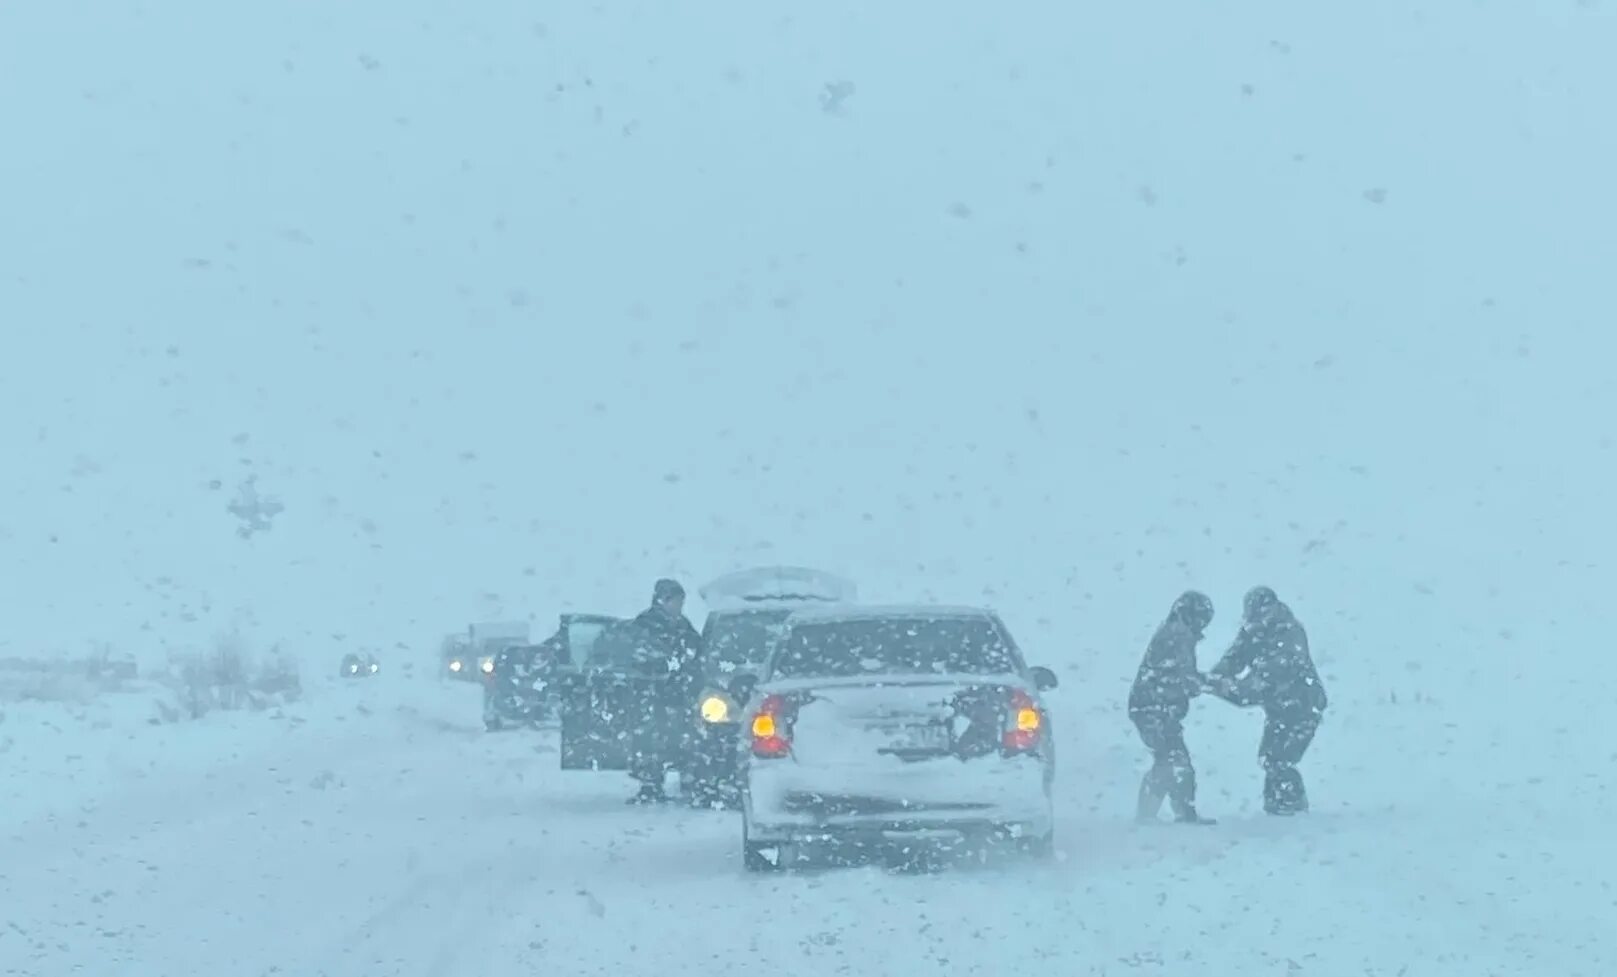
[751, 693, 793, 758]
[1002, 688, 1043, 755]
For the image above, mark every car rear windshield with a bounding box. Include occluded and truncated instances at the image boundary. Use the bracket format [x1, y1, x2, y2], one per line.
[771, 616, 1020, 679]
[702, 609, 793, 669]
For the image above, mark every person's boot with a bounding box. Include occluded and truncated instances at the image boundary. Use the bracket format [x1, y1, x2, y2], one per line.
[1168, 793, 1217, 824]
[1136, 767, 1168, 823]
[1263, 766, 1307, 815]
[1282, 770, 1309, 814]
[1166, 757, 1214, 823]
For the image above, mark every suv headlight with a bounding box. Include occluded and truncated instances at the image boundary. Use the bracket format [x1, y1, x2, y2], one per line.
[698, 690, 738, 724]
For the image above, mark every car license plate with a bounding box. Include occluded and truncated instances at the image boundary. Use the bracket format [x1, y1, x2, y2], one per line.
[883, 722, 950, 752]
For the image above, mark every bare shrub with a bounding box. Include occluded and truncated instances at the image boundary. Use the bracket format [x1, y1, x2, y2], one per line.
[164, 633, 301, 719]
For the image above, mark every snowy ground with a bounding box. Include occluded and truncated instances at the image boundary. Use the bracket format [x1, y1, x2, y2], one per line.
[3, 664, 1608, 977]
[4, 0, 1615, 973]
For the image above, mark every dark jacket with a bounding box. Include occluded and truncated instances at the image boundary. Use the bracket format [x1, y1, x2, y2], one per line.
[629, 606, 704, 694]
[1209, 590, 1327, 717]
[1129, 592, 1213, 719]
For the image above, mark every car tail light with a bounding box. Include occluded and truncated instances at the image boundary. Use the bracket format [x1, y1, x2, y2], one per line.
[1001, 687, 1044, 756]
[751, 693, 794, 759]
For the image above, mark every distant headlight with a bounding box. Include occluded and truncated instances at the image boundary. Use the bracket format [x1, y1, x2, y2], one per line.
[699, 691, 738, 724]
[480, 658, 495, 674]
[449, 659, 464, 672]
[368, 662, 379, 673]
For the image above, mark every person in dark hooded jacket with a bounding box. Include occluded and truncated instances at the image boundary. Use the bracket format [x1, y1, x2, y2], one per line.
[1129, 591, 1217, 824]
[1207, 586, 1327, 815]
[623, 578, 706, 804]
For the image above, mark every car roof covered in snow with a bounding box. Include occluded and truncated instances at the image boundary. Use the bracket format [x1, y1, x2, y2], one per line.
[698, 566, 858, 611]
[706, 601, 822, 616]
[783, 604, 1000, 626]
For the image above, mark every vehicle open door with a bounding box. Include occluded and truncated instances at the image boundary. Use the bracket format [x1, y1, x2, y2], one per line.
[557, 614, 657, 771]
[549, 614, 619, 673]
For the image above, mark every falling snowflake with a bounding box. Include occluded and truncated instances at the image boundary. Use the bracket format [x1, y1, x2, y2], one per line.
[228, 476, 284, 538]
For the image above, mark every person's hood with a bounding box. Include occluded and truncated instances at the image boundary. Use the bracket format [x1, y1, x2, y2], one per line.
[1242, 586, 1290, 625]
[1170, 590, 1215, 635]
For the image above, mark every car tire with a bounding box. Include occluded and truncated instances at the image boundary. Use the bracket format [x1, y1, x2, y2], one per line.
[742, 821, 788, 873]
[743, 841, 786, 873]
[484, 716, 503, 732]
[1022, 830, 1055, 861]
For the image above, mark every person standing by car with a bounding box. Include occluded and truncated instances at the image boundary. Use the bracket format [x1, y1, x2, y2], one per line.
[1129, 591, 1218, 824]
[1206, 586, 1328, 815]
[624, 578, 706, 804]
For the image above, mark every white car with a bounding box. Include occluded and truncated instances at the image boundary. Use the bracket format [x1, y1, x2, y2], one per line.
[738, 604, 1059, 871]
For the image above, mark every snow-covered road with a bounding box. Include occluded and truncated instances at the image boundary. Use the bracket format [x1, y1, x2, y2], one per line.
[3, 676, 1607, 977]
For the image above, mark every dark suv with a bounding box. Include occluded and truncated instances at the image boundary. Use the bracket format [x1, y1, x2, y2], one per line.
[556, 567, 858, 807]
[678, 603, 804, 804]
[688, 568, 861, 806]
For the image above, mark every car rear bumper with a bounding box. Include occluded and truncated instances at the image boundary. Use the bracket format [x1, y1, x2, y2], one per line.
[743, 755, 1052, 842]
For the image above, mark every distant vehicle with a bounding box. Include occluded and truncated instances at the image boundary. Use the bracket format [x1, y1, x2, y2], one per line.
[441, 621, 529, 683]
[485, 614, 621, 731]
[482, 643, 548, 729]
[555, 566, 858, 807]
[738, 604, 1059, 872]
[339, 652, 380, 678]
